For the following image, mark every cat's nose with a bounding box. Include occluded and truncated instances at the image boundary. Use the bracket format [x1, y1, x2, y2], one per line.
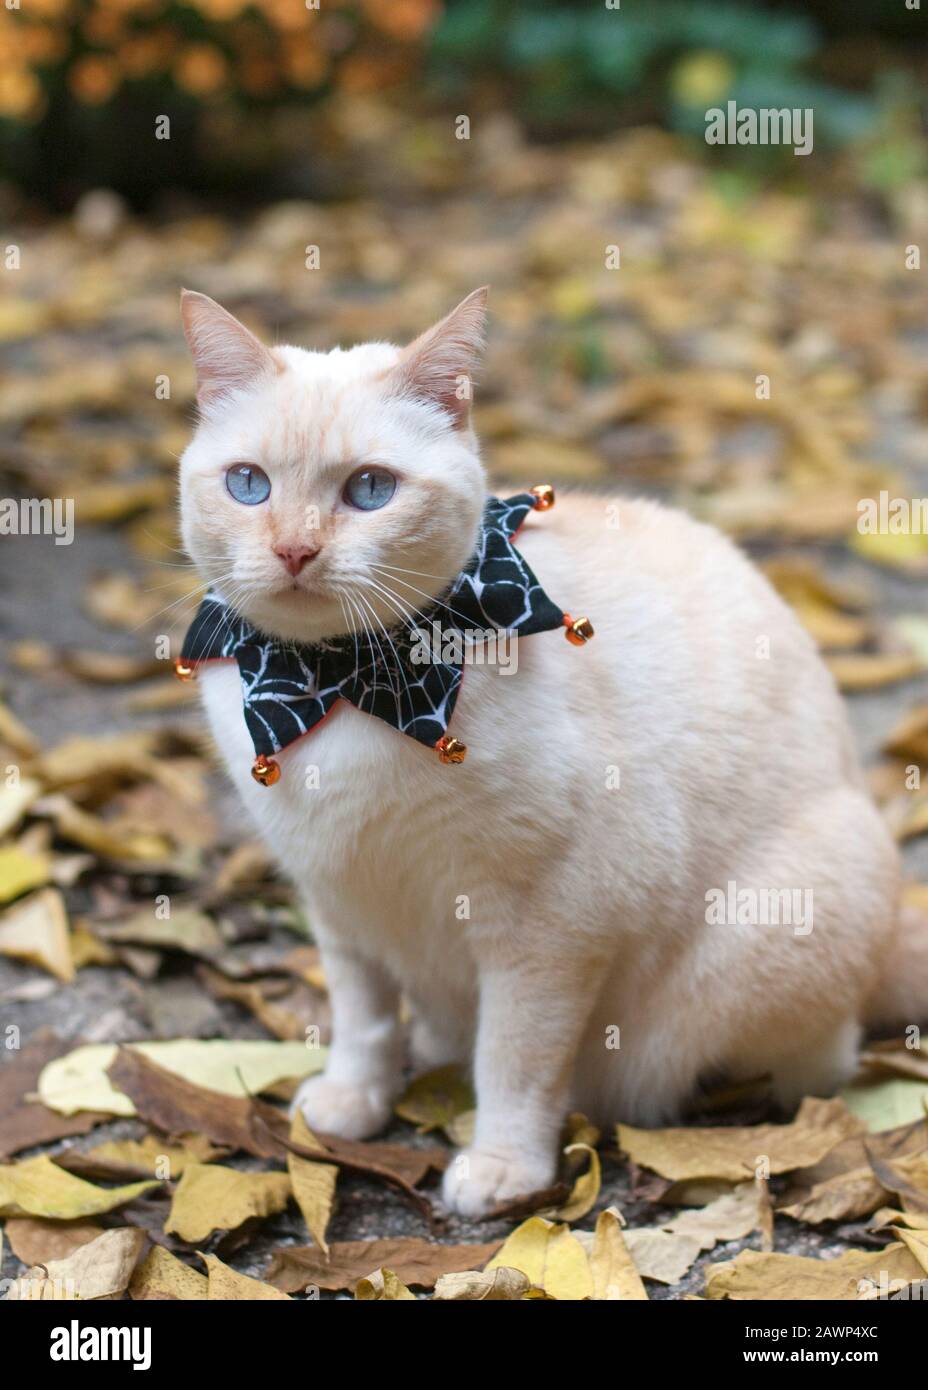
[275, 545, 320, 577]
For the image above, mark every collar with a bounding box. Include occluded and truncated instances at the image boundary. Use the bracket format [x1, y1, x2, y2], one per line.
[176, 487, 593, 784]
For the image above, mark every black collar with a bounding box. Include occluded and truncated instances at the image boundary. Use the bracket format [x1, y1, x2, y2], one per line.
[177, 490, 591, 782]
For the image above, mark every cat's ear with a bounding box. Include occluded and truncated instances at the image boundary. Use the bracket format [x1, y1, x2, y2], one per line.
[391, 287, 488, 427]
[180, 289, 276, 408]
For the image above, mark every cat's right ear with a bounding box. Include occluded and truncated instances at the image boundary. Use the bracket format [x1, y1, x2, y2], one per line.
[180, 290, 277, 409]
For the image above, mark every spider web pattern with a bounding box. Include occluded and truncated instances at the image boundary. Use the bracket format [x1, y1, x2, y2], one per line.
[181, 493, 564, 760]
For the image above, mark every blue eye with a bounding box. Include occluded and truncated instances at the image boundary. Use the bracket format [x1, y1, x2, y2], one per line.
[226, 464, 271, 505]
[344, 467, 396, 511]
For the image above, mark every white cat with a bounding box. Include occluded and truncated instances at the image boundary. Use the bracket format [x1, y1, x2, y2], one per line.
[179, 287, 922, 1218]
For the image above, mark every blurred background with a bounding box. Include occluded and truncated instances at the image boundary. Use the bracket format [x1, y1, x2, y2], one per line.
[1, 0, 928, 1294]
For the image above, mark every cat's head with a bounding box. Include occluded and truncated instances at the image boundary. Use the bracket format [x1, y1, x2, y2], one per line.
[179, 288, 488, 644]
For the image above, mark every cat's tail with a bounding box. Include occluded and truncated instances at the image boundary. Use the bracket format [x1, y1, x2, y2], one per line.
[864, 899, 928, 1030]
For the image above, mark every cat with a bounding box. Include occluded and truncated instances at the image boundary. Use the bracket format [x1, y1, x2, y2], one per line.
[179, 287, 922, 1218]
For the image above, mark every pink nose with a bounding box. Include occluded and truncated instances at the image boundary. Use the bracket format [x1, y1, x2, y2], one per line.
[275, 545, 319, 577]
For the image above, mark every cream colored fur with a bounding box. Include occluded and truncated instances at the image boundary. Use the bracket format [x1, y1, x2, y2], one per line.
[180, 289, 905, 1217]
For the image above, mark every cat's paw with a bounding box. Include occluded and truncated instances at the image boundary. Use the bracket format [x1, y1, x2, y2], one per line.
[441, 1146, 556, 1219]
[291, 1074, 393, 1141]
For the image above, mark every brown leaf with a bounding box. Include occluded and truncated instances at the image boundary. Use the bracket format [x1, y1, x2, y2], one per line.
[266, 1238, 503, 1294]
[8, 1227, 145, 1301]
[705, 1244, 924, 1300]
[4, 1216, 103, 1266]
[0, 1034, 108, 1159]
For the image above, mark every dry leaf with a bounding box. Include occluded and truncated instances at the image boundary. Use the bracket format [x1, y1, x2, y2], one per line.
[394, 1064, 475, 1135]
[130, 1245, 208, 1300]
[3, 1216, 103, 1266]
[548, 1141, 601, 1221]
[355, 1267, 417, 1300]
[200, 1253, 292, 1301]
[55, 1132, 223, 1182]
[267, 1238, 503, 1294]
[432, 1267, 531, 1301]
[705, 1243, 924, 1300]
[617, 1096, 862, 1182]
[7, 1227, 145, 1301]
[589, 1208, 648, 1301]
[0, 887, 73, 981]
[484, 1216, 593, 1300]
[0, 1034, 109, 1158]
[0, 1154, 158, 1219]
[826, 651, 922, 691]
[0, 776, 42, 837]
[165, 1163, 292, 1243]
[0, 844, 50, 904]
[287, 1111, 337, 1254]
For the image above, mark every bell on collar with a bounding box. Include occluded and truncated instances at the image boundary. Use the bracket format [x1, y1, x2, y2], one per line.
[252, 754, 281, 786]
[530, 483, 555, 510]
[563, 613, 595, 645]
[174, 659, 196, 681]
[435, 735, 467, 764]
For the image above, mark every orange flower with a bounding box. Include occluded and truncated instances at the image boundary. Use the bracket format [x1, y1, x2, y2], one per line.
[69, 53, 120, 105]
[176, 43, 228, 96]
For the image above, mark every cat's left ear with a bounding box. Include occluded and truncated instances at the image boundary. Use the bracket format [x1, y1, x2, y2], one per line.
[180, 289, 277, 409]
[391, 287, 488, 428]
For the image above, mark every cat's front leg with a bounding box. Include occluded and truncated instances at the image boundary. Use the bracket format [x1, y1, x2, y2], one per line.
[292, 939, 403, 1141]
[442, 953, 598, 1218]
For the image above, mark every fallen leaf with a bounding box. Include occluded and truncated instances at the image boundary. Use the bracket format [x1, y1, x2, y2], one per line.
[861, 1038, 928, 1083]
[33, 793, 172, 863]
[616, 1096, 862, 1182]
[287, 1111, 337, 1254]
[3, 1217, 103, 1266]
[0, 844, 50, 904]
[0, 887, 73, 982]
[355, 1268, 417, 1300]
[266, 1238, 503, 1294]
[705, 1244, 924, 1300]
[0, 776, 41, 837]
[842, 1078, 928, 1131]
[484, 1216, 593, 1300]
[883, 705, 928, 763]
[589, 1208, 648, 1300]
[7, 1227, 145, 1301]
[432, 1267, 532, 1301]
[97, 907, 222, 958]
[0, 1154, 158, 1219]
[0, 702, 39, 756]
[895, 1226, 928, 1275]
[548, 1142, 600, 1221]
[55, 1132, 223, 1182]
[826, 651, 922, 691]
[130, 1245, 208, 1300]
[200, 1253, 292, 1301]
[0, 1034, 109, 1158]
[394, 1064, 475, 1136]
[165, 1163, 292, 1243]
[39, 1038, 326, 1116]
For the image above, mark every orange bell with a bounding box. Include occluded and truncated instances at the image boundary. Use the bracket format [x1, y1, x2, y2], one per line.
[530, 483, 555, 511]
[174, 659, 196, 681]
[251, 755, 281, 786]
[563, 613, 594, 645]
[435, 735, 467, 764]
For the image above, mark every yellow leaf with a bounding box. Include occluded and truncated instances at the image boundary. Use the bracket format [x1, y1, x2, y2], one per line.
[549, 1142, 600, 1221]
[355, 1267, 417, 1300]
[616, 1096, 862, 1182]
[895, 1226, 928, 1275]
[7, 1227, 145, 1301]
[130, 1245, 208, 1300]
[0, 1155, 158, 1219]
[165, 1164, 292, 1243]
[0, 844, 50, 905]
[851, 526, 928, 575]
[200, 1253, 292, 1301]
[0, 701, 39, 757]
[0, 887, 73, 981]
[484, 1216, 593, 1300]
[826, 651, 922, 692]
[0, 776, 41, 837]
[38, 1038, 327, 1116]
[589, 1209, 648, 1301]
[394, 1064, 474, 1135]
[288, 1111, 337, 1254]
[705, 1243, 924, 1300]
[432, 1267, 531, 1300]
